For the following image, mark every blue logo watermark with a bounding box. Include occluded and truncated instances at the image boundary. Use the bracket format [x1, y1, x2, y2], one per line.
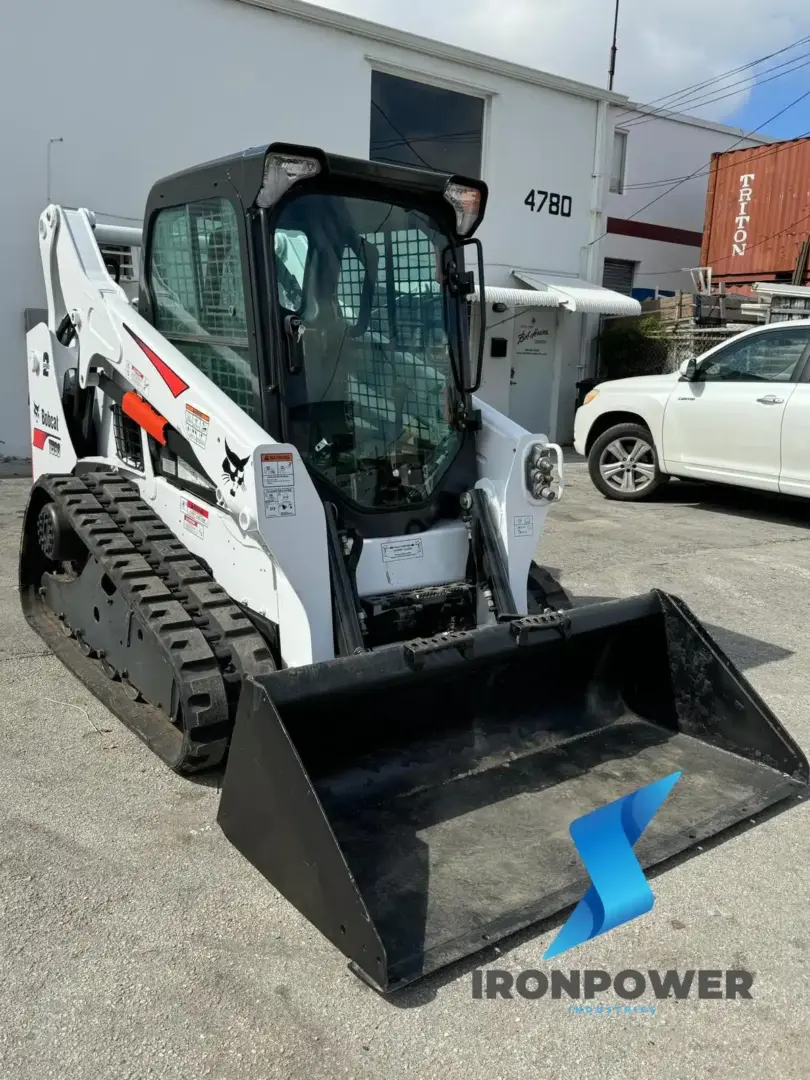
[543, 771, 682, 960]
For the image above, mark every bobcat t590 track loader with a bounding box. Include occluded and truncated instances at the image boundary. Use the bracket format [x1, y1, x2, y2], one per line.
[20, 144, 809, 993]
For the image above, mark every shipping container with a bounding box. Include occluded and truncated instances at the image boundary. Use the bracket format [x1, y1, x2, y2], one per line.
[700, 136, 810, 287]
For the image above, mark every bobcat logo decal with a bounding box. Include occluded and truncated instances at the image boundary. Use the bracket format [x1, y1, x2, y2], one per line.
[222, 441, 250, 497]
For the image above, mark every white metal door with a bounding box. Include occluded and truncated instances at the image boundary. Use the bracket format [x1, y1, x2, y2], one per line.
[663, 327, 810, 489]
[508, 309, 556, 436]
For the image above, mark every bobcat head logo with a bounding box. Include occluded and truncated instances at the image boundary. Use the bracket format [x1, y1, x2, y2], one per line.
[222, 441, 250, 497]
[33, 403, 40, 421]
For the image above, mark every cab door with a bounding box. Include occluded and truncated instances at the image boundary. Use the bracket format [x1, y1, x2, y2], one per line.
[663, 326, 810, 490]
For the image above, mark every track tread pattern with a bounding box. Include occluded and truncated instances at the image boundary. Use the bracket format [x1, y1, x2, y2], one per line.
[35, 473, 275, 772]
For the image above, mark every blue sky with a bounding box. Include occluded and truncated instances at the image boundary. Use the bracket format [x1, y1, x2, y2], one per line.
[718, 67, 810, 139]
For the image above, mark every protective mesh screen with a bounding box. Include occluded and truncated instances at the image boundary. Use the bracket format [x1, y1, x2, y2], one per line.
[336, 229, 450, 447]
[150, 199, 259, 418]
[112, 405, 144, 470]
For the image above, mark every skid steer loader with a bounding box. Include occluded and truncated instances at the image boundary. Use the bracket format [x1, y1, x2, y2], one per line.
[20, 143, 809, 993]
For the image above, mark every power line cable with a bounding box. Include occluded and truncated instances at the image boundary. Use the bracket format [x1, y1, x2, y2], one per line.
[614, 33, 810, 120]
[371, 129, 481, 153]
[623, 53, 810, 129]
[371, 100, 434, 170]
[624, 128, 810, 190]
[591, 86, 810, 246]
[637, 209, 810, 277]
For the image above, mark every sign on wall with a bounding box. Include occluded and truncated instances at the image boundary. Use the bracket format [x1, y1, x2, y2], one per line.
[514, 312, 552, 357]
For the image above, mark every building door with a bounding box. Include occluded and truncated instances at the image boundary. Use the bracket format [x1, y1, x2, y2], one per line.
[508, 309, 557, 436]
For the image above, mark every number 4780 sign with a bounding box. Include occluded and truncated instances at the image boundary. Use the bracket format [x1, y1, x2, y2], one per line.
[525, 190, 573, 217]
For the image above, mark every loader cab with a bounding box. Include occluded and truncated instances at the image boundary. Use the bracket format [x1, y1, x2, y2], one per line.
[140, 143, 487, 539]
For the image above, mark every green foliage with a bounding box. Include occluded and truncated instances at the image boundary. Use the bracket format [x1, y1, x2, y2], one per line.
[598, 317, 670, 380]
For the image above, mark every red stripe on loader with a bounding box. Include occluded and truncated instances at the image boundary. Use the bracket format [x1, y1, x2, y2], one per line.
[32, 428, 49, 450]
[124, 325, 189, 398]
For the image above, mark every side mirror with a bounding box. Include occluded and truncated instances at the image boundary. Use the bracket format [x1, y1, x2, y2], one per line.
[679, 357, 697, 380]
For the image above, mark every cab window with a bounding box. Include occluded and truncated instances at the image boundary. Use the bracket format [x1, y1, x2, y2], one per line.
[149, 198, 260, 419]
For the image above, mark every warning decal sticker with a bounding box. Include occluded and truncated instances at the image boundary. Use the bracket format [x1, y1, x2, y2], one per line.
[181, 496, 209, 540]
[184, 404, 210, 448]
[126, 360, 149, 396]
[514, 515, 534, 538]
[261, 452, 296, 517]
[261, 452, 295, 489]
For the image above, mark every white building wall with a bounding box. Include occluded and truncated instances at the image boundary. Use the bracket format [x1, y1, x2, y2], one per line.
[603, 106, 769, 295]
[0, 0, 622, 460]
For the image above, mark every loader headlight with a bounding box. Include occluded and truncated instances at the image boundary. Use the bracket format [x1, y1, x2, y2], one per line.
[444, 182, 484, 236]
[257, 153, 321, 209]
[526, 444, 555, 500]
[583, 389, 600, 405]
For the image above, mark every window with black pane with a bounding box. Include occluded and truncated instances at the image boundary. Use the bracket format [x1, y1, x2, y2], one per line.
[370, 71, 484, 178]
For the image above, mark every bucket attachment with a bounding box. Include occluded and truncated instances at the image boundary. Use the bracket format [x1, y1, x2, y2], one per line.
[218, 591, 808, 993]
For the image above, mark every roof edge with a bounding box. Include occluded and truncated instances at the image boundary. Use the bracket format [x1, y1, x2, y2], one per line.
[613, 102, 773, 143]
[232, 0, 630, 105]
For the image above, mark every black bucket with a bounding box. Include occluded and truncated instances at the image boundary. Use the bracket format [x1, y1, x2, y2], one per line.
[218, 591, 808, 993]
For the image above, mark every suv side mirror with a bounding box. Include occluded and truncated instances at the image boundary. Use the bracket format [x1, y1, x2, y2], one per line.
[679, 357, 697, 380]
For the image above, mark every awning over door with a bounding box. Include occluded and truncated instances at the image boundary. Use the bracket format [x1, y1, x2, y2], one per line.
[472, 284, 561, 308]
[512, 270, 641, 316]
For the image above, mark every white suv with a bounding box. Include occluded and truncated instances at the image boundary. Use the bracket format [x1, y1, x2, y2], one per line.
[573, 320, 810, 501]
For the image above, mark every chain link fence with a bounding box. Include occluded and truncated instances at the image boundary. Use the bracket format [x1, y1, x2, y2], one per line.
[597, 318, 747, 382]
[643, 326, 744, 372]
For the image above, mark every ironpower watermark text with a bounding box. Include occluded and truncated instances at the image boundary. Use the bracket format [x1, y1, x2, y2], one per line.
[472, 968, 754, 1001]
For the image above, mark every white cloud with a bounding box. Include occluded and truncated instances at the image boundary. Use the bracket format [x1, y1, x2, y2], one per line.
[306, 0, 810, 120]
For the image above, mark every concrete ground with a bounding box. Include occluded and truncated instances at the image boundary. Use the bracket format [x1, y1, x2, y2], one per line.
[2, 462, 809, 1080]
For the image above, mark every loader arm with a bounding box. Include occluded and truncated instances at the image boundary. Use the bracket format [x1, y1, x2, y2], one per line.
[31, 204, 333, 666]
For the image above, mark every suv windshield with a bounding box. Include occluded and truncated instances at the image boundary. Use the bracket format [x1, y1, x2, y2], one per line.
[273, 193, 462, 510]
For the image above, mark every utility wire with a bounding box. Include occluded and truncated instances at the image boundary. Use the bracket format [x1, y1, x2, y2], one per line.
[371, 131, 481, 154]
[371, 100, 434, 170]
[614, 33, 810, 120]
[623, 53, 810, 128]
[638, 208, 810, 277]
[624, 128, 810, 190]
[591, 86, 810, 247]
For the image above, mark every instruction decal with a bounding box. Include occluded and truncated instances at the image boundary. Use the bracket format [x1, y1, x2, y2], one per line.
[381, 538, 424, 563]
[264, 488, 296, 518]
[222, 442, 249, 497]
[514, 515, 534, 538]
[184, 404, 210, 448]
[181, 497, 209, 540]
[126, 360, 150, 396]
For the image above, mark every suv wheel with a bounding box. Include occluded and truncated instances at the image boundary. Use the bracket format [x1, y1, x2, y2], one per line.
[588, 423, 664, 501]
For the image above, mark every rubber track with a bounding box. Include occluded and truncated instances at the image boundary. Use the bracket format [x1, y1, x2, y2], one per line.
[35, 473, 275, 772]
[83, 473, 276, 709]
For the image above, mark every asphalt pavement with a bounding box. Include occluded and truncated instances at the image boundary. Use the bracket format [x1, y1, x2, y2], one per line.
[2, 461, 809, 1079]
